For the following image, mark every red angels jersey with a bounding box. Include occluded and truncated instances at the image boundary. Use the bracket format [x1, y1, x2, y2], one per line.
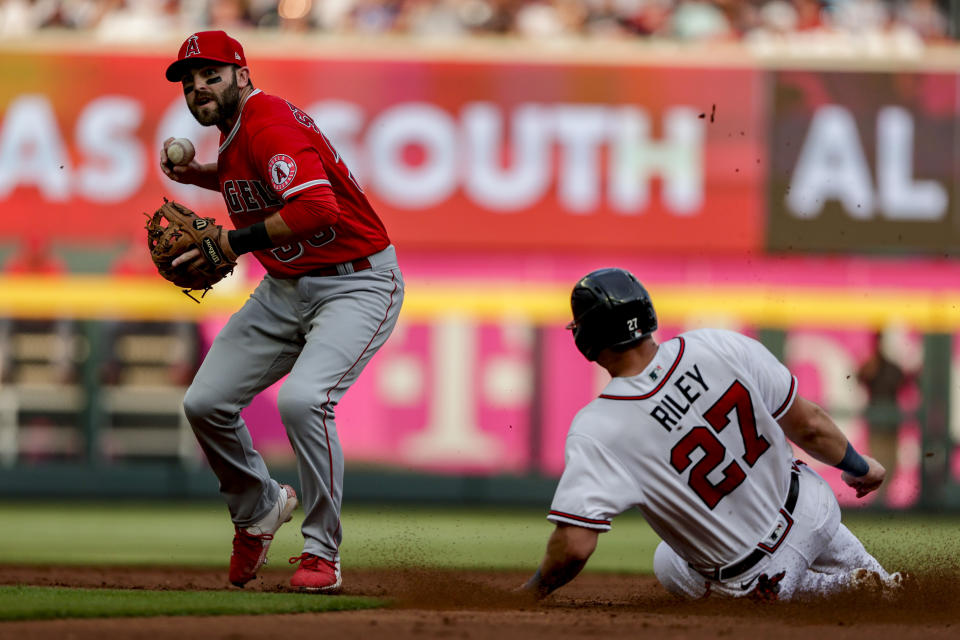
[217, 89, 390, 277]
[548, 328, 799, 570]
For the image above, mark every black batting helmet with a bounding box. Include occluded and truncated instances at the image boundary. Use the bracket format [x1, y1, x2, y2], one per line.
[567, 268, 657, 361]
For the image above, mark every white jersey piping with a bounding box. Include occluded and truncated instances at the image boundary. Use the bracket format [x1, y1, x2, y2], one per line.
[219, 89, 262, 155]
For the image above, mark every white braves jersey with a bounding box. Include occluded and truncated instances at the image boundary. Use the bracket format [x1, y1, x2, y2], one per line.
[549, 328, 799, 569]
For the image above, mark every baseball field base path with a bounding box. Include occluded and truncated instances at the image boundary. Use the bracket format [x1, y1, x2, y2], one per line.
[1, 565, 958, 640]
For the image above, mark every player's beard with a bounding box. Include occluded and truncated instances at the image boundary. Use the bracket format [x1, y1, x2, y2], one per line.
[189, 71, 241, 128]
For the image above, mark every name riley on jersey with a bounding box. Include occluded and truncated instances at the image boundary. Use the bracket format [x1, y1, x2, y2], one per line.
[649, 364, 709, 431]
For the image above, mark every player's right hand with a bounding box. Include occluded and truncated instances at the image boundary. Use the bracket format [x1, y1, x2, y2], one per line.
[161, 137, 204, 185]
[841, 455, 886, 498]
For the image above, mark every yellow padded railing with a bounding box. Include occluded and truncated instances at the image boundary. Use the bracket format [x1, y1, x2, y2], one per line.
[1, 276, 959, 331]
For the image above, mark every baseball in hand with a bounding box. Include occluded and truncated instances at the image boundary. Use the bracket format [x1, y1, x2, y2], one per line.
[166, 138, 195, 166]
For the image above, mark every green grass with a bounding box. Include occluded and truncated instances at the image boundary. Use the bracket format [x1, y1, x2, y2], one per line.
[2, 503, 958, 575]
[0, 502, 659, 572]
[843, 513, 960, 569]
[337, 505, 662, 572]
[0, 586, 382, 621]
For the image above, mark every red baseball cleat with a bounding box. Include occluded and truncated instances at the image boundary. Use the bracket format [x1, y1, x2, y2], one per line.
[228, 484, 298, 587]
[289, 553, 342, 593]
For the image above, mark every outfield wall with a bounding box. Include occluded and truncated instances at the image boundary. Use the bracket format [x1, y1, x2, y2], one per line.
[1, 39, 959, 507]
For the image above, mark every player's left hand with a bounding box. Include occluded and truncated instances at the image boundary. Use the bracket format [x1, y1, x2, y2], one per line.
[841, 455, 886, 498]
[145, 199, 237, 300]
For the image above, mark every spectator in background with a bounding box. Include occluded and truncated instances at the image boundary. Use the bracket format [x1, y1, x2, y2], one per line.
[896, 0, 948, 40]
[477, 0, 520, 34]
[513, 0, 575, 38]
[93, 0, 182, 41]
[396, 0, 470, 38]
[828, 0, 890, 34]
[0, 0, 58, 37]
[348, 0, 404, 34]
[207, 0, 254, 30]
[277, 0, 315, 31]
[856, 330, 909, 506]
[0, 0, 954, 43]
[794, 0, 826, 31]
[577, 0, 633, 38]
[753, 1, 800, 36]
[313, 0, 357, 32]
[619, 0, 674, 36]
[668, 0, 735, 40]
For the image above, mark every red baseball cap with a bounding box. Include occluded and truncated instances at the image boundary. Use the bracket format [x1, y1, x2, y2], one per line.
[165, 30, 247, 82]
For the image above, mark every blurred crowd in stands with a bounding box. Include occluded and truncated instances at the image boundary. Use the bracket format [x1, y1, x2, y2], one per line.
[0, 0, 953, 43]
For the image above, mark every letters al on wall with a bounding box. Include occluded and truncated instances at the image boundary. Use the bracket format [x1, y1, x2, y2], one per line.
[767, 70, 958, 255]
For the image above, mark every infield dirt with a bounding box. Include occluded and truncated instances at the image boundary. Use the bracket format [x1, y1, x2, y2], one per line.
[0, 565, 957, 639]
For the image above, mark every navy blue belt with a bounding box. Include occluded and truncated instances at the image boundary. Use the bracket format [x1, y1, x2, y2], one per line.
[300, 257, 371, 278]
[693, 470, 800, 582]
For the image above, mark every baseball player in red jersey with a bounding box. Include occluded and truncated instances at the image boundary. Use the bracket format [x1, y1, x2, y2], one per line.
[522, 269, 906, 601]
[161, 31, 404, 592]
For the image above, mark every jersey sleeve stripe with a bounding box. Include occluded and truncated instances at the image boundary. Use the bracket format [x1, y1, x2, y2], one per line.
[599, 336, 685, 401]
[547, 510, 612, 529]
[282, 179, 332, 200]
[772, 375, 798, 420]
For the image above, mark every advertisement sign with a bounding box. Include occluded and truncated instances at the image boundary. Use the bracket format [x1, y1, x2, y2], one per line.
[768, 71, 959, 254]
[0, 51, 763, 254]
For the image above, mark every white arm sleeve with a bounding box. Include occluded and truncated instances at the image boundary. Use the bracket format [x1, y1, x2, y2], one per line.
[722, 331, 797, 419]
[547, 433, 639, 531]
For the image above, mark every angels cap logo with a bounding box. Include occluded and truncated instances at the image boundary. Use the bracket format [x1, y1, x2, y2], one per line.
[184, 34, 201, 58]
[268, 154, 297, 192]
